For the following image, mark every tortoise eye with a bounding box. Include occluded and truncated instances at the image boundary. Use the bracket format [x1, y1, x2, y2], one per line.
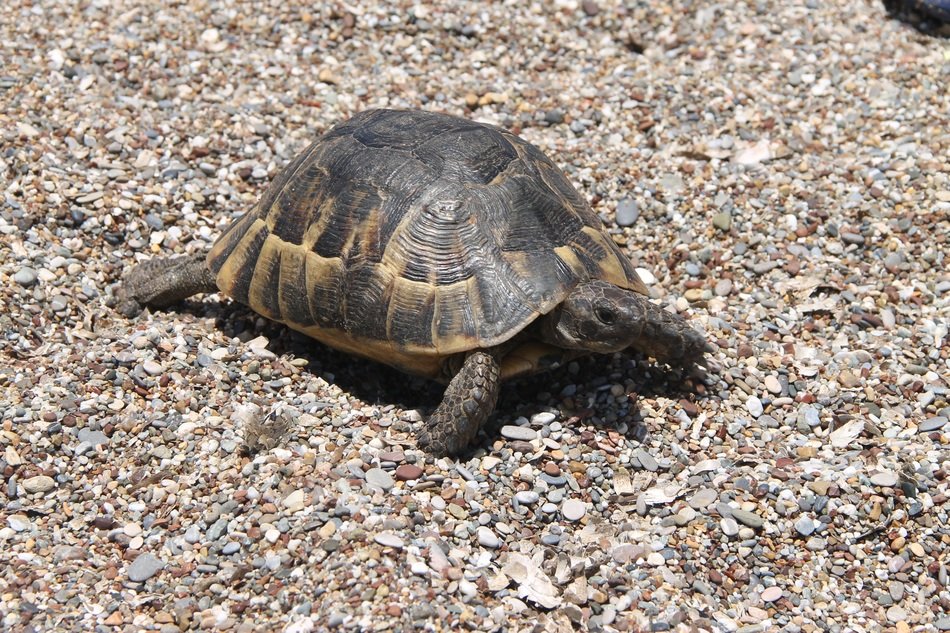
[595, 307, 615, 325]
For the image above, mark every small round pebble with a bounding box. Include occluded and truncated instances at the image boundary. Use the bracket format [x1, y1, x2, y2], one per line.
[561, 499, 587, 522]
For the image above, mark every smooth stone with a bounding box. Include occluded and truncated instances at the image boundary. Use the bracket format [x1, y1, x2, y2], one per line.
[128, 554, 164, 582]
[500, 425, 537, 441]
[935, 617, 950, 631]
[731, 508, 764, 529]
[142, 360, 163, 376]
[688, 488, 718, 509]
[8, 515, 31, 532]
[395, 464, 424, 481]
[761, 586, 783, 602]
[764, 376, 782, 394]
[77, 428, 110, 446]
[870, 471, 898, 488]
[634, 449, 658, 472]
[616, 198, 640, 227]
[920, 416, 947, 432]
[886, 606, 907, 624]
[714, 279, 733, 296]
[646, 552, 665, 566]
[746, 396, 764, 418]
[531, 412, 556, 425]
[184, 525, 201, 544]
[515, 490, 540, 505]
[365, 468, 395, 492]
[23, 475, 55, 494]
[374, 532, 404, 549]
[14, 267, 37, 287]
[794, 517, 815, 536]
[720, 517, 739, 536]
[561, 499, 587, 522]
[477, 526, 501, 549]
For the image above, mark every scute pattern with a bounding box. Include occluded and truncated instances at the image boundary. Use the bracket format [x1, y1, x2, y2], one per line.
[207, 109, 646, 375]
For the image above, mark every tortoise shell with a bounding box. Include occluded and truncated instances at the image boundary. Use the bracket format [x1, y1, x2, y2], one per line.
[206, 109, 647, 378]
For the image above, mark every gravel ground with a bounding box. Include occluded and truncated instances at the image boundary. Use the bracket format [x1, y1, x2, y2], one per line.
[2, 1, 949, 631]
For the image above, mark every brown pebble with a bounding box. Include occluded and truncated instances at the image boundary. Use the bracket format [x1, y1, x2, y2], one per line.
[543, 462, 560, 476]
[394, 464, 423, 481]
[581, 0, 600, 17]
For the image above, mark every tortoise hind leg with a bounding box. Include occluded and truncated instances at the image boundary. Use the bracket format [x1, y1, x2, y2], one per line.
[417, 351, 501, 456]
[114, 253, 218, 317]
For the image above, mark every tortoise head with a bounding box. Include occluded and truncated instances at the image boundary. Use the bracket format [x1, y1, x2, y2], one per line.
[540, 280, 647, 354]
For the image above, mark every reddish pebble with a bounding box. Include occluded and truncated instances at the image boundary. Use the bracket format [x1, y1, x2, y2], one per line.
[395, 464, 423, 481]
[543, 462, 560, 476]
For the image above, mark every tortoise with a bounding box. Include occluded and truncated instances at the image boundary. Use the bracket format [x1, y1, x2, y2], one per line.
[883, 0, 950, 27]
[115, 109, 710, 456]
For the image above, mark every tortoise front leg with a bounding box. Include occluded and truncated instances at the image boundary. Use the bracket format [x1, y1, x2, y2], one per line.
[114, 253, 218, 318]
[417, 351, 501, 456]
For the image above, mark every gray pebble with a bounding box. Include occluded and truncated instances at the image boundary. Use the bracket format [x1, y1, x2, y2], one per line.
[795, 517, 815, 536]
[634, 449, 657, 472]
[731, 508, 764, 529]
[500, 425, 537, 441]
[920, 416, 947, 432]
[365, 467, 395, 492]
[616, 198, 639, 227]
[688, 488, 718, 509]
[128, 554, 164, 582]
[8, 515, 31, 532]
[14, 267, 37, 287]
[78, 428, 110, 446]
[714, 279, 733, 296]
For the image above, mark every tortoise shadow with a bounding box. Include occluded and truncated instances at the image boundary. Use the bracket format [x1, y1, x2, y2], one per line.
[187, 299, 710, 451]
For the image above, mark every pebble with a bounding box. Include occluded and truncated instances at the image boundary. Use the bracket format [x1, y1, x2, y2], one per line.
[477, 527, 501, 549]
[23, 475, 55, 494]
[720, 518, 740, 537]
[394, 464, 424, 481]
[870, 471, 898, 488]
[8, 515, 31, 532]
[515, 491, 540, 505]
[745, 396, 763, 418]
[616, 198, 640, 226]
[561, 499, 587, 522]
[127, 554, 164, 582]
[919, 416, 947, 432]
[731, 509, 764, 529]
[689, 489, 718, 509]
[500, 425, 537, 441]
[14, 267, 37, 287]
[761, 587, 783, 602]
[365, 468, 395, 492]
[374, 533, 404, 549]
